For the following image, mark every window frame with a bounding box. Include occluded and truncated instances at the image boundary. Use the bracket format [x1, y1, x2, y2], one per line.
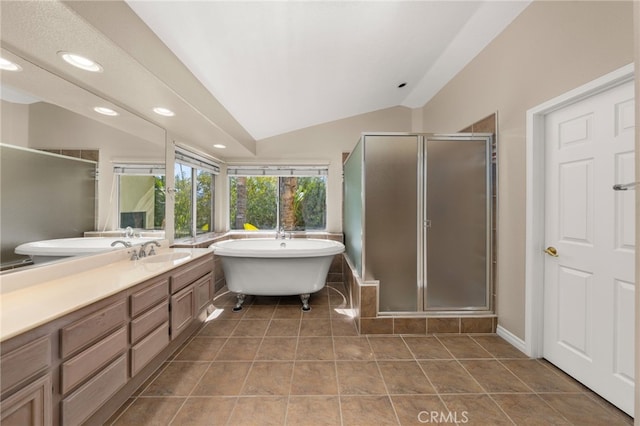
[173, 148, 219, 239]
[227, 165, 329, 232]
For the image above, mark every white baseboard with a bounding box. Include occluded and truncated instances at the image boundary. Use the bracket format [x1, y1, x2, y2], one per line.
[496, 325, 529, 356]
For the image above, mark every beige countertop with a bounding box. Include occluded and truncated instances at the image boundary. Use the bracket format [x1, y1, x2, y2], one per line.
[0, 247, 213, 342]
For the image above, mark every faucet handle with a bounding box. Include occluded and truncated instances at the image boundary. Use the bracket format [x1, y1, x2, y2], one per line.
[148, 245, 157, 256]
[129, 249, 139, 261]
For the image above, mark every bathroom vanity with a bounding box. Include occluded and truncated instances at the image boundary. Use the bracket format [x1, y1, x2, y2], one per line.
[0, 248, 214, 425]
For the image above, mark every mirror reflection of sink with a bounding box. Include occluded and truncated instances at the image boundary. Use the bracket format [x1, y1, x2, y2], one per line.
[140, 252, 191, 264]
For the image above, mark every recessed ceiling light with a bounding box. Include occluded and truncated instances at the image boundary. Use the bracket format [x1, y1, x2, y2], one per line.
[58, 52, 103, 72]
[213, 144, 226, 149]
[153, 107, 175, 117]
[94, 106, 118, 116]
[0, 57, 22, 72]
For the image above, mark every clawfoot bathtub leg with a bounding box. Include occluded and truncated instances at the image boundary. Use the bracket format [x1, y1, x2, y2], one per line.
[233, 294, 246, 312]
[300, 293, 311, 311]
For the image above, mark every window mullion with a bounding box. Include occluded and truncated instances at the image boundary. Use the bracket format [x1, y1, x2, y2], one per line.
[276, 177, 281, 230]
[210, 175, 215, 233]
[191, 167, 197, 237]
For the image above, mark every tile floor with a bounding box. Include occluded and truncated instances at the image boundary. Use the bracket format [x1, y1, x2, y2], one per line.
[108, 284, 633, 425]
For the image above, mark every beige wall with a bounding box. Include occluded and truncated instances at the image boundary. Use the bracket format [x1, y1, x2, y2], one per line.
[226, 105, 413, 232]
[419, 1, 635, 339]
[1, 100, 29, 146]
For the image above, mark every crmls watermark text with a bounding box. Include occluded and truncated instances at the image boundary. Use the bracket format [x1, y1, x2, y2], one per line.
[417, 410, 469, 424]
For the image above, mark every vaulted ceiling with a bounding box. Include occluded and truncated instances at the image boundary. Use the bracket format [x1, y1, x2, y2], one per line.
[127, 0, 530, 140]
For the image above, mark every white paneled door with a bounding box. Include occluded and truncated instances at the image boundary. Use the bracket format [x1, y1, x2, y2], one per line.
[543, 80, 635, 416]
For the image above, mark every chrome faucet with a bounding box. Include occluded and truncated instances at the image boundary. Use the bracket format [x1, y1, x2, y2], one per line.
[124, 226, 134, 238]
[111, 240, 132, 248]
[138, 240, 161, 258]
[276, 226, 292, 239]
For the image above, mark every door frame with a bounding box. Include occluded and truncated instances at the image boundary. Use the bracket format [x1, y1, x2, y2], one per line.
[524, 63, 634, 358]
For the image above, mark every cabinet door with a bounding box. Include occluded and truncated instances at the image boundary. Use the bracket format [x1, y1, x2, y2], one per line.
[194, 273, 213, 314]
[170, 285, 195, 340]
[1, 374, 52, 426]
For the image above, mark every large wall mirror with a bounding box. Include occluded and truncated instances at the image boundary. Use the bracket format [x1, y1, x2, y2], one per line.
[0, 46, 166, 270]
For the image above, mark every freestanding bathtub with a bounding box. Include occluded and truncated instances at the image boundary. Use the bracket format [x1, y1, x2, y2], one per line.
[211, 238, 345, 311]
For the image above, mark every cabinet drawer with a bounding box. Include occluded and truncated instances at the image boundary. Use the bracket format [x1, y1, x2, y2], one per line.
[194, 273, 213, 313]
[60, 300, 126, 358]
[130, 278, 169, 317]
[1, 336, 51, 393]
[61, 354, 127, 426]
[130, 322, 169, 376]
[170, 285, 195, 339]
[170, 255, 212, 293]
[130, 301, 168, 344]
[61, 327, 127, 395]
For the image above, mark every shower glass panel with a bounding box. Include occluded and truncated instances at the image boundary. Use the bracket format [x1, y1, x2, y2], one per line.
[425, 137, 491, 310]
[343, 140, 363, 276]
[364, 135, 419, 312]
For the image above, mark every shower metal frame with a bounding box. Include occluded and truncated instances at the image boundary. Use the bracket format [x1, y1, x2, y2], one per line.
[356, 132, 494, 314]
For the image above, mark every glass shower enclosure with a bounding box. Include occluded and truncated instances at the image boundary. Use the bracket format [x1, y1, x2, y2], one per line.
[343, 133, 494, 313]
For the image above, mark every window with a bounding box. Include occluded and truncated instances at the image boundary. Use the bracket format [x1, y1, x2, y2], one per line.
[115, 164, 166, 230]
[228, 166, 327, 231]
[174, 147, 218, 239]
[174, 162, 193, 238]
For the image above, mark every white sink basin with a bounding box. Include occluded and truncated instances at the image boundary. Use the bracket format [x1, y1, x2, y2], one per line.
[140, 252, 191, 264]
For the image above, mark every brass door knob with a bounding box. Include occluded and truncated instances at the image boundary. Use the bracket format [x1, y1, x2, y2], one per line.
[544, 246, 559, 257]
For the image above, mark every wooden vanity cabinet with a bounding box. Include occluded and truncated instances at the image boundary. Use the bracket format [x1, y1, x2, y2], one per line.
[0, 252, 214, 426]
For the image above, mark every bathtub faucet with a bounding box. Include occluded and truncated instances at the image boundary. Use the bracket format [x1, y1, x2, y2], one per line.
[277, 227, 291, 239]
[124, 226, 134, 238]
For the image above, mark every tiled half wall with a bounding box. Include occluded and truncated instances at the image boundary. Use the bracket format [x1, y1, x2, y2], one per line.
[343, 256, 497, 335]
